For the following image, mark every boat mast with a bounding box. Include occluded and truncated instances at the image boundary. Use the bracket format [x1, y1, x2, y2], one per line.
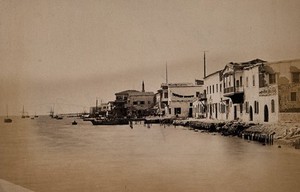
[22, 105, 25, 118]
[6, 104, 9, 118]
[203, 51, 207, 78]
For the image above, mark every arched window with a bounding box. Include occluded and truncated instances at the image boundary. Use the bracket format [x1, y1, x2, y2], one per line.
[271, 99, 275, 113]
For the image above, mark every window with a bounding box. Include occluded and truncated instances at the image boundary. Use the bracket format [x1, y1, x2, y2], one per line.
[196, 92, 200, 97]
[292, 73, 300, 83]
[174, 108, 181, 115]
[140, 101, 145, 105]
[245, 102, 249, 113]
[271, 99, 275, 113]
[254, 101, 259, 114]
[236, 80, 240, 87]
[269, 74, 276, 84]
[216, 84, 218, 92]
[220, 84, 222, 92]
[164, 92, 168, 98]
[220, 104, 226, 113]
[240, 76, 243, 86]
[291, 92, 297, 101]
[210, 86, 211, 94]
[133, 101, 138, 105]
[212, 85, 214, 93]
[259, 74, 265, 87]
[246, 77, 249, 87]
[240, 103, 243, 113]
[252, 75, 255, 86]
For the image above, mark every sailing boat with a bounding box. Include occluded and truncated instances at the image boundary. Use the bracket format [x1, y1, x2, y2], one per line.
[21, 105, 30, 118]
[4, 105, 12, 123]
[49, 106, 54, 118]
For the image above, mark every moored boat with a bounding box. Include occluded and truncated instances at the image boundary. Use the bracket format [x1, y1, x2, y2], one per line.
[91, 118, 129, 125]
[4, 105, 12, 123]
[4, 118, 12, 123]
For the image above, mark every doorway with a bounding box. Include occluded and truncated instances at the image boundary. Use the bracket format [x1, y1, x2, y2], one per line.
[264, 105, 269, 122]
[234, 106, 237, 120]
[249, 106, 253, 121]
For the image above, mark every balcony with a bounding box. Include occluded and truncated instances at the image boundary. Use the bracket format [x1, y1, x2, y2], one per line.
[223, 86, 244, 96]
[223, 86, 244, 103]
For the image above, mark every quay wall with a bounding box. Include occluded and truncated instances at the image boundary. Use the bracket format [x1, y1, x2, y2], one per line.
[173, 119, 300, 148]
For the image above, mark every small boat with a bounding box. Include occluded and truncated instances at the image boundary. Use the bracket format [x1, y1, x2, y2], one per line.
[4, 105, 12, 123]
[72, 120, 77, 125]
[4, 118, 12, 123]
[54, 115, 63, 120]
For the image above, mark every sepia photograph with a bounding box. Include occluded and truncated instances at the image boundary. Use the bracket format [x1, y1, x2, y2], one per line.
[0, 0, 300, 191]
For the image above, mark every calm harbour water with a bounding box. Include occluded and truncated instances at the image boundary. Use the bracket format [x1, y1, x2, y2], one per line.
[0, 116, 300, 192]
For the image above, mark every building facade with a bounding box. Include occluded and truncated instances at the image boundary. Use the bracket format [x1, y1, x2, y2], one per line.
[194, 58, 300, 123]
[157, 81, 203, 118]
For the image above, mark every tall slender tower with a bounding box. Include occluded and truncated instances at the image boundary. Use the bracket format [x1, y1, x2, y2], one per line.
[142, 81, 145, 92]
[166, 62, 168, 84]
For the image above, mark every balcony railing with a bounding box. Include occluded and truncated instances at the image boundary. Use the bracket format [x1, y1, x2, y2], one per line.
[223, 86, 244, 95]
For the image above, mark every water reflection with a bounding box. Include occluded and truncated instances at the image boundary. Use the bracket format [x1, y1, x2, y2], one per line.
[0, 116, 299, 192]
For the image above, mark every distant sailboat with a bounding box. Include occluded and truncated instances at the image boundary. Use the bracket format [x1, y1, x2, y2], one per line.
[49, 106, 54, 118]
[21, 105, 29, 118]
[21, 106, 26, 118]
[4, 105, 12, 123]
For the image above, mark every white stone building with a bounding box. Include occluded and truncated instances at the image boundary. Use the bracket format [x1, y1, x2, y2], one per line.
[195, 58, 300, 123]
[156, 82, 203, 118]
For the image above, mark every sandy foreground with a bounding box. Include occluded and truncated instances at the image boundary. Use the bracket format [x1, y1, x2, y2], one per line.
[0, 179, 34, 192]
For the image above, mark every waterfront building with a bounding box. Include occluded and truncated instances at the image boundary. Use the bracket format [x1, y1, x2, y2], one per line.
[157, 81, 203, 118]
[195, 70, 226, 120]
[195, 58, 300, 123]
[155, 83, 169, 116]
[90, 101, 113, 117]
[113, 82, 155, 118]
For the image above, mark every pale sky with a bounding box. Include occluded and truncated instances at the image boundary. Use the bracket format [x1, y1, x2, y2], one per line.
[1, 0, 300, 115]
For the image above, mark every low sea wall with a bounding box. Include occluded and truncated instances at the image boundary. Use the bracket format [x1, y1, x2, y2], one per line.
[143, 117, 300, 148]
[173, 119, 299, 147]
